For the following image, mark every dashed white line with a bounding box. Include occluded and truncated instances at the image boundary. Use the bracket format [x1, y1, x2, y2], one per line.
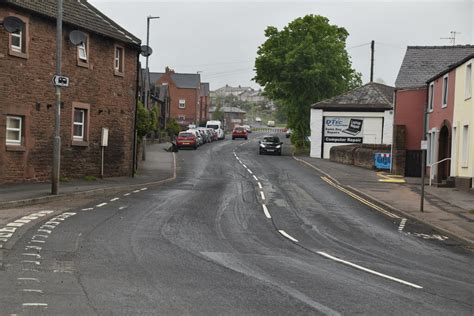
[278, 230, 299, 242]
[257, 182, 263, 189]
[133, 190, 140, 193]
[118, 206, 127, 210]
[253, 175, 258, 181]
[262, 204, 271, 219]
[398, 218, 407, 231]
[260, 191, 266, 200]
[242, 164, 247, 168]
[110, 198, 119, 202]
[317, 251, 423, 289]
[30, 240, 45, 244]
[25, 246, 41, 251]
[22, 303, 48, 307]
[22, 253, 41, 259]
[140, 187, 148, 191]
[96, 203, 107, 208]
[81, 208, 94, 211]
[123, 193, 131, 196]
[17, 278, 39, 282]
[22, 289, 43, 293]
[37, 229, 51, 234]
[33, 235, 48, 239]
[22, 260, 41, 265]
[247, 169, 253, 174]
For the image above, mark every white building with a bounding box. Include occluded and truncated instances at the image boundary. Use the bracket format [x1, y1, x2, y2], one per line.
[310, 82, 394, 159]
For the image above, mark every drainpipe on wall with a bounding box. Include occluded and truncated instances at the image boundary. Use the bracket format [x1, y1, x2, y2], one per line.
[132, 52, 141, 177]
[390, 90, 396, 174]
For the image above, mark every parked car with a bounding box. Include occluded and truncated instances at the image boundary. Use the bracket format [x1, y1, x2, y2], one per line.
[232, 126, 248, 140]
[243, 125, 252, 133]
[176, 131, 198, 149]
[188, 129, 203, 146]
[259, 135, 282, 155]
[285, 128, 292, 138]
[206, 120, 225, 140]
[267, 120, 275, 127]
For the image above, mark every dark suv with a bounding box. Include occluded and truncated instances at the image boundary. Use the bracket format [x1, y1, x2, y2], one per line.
[259, 135, 283, 155]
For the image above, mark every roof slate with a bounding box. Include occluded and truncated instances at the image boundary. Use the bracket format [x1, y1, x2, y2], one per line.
[395, 45, 474, 89]
[311, 82, 394, 110]
[5, 0, 140, 45]
[149, 72, 201, 89]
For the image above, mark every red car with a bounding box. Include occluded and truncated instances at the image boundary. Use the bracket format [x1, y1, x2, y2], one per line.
[232, 126, 248, 140]
[176, 131, 197, 149]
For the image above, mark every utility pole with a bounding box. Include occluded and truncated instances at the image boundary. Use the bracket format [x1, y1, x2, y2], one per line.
[143, 16, 159, 161]
[370, 40, 374, 82]
[52, 0, 63, 195]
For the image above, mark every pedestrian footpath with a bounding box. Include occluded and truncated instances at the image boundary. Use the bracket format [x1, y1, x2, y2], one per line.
[294, 155, 474, 247]
[0, 142, 175, 209]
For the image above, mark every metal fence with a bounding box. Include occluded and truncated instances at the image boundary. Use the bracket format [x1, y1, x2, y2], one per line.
[252, 127, 286, 134]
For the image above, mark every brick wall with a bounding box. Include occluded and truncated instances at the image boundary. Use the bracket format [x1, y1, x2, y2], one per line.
[330, 144, 391, 170]
[0, 7, 138, 183]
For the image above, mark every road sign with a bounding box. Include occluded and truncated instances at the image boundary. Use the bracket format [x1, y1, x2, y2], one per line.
[374, 153, 391, 170]
[52, 75, 69, 87]
[420, 140, 428, 150]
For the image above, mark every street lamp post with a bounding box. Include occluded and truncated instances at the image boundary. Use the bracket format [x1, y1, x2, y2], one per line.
[142, 16, 159, 161]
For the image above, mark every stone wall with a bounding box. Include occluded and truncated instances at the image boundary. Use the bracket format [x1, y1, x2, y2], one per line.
[330, 144, 391, 170]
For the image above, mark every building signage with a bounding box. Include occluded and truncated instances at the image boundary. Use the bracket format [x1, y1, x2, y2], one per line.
[324, 117, 363, 143]
[374, 153, 391, 169]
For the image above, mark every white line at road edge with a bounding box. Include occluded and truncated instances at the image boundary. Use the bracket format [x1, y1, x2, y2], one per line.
[22, 303, 48, 307]
[96, 203, 107, 208]
[278, 230, 299, 242]
[260, 191, 266, 200]
[253, 175, 258, 181]
[262, 204, 271, 219]
[257, 182, 263, 189]
[317, 251, 423, 289]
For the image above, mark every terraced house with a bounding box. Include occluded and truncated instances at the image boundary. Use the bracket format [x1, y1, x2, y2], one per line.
[0, 0, 141, 183]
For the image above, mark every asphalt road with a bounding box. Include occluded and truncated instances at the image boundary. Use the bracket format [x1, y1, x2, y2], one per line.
[0, 132, 472, 315]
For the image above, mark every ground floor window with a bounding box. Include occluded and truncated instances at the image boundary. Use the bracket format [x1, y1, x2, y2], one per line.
[72, 102, 90, 145]
[6, 115, 23, 145]
[73, 109, 85, 140]
[461, 125, 469, 167]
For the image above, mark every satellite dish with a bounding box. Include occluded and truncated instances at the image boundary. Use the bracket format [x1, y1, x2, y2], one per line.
[140, 45, 153, 57]
[69, 30, 87, 46]
[2, 16, 23, 33]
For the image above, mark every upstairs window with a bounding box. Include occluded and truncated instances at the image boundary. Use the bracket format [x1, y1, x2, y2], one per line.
[441, 74, 448, 107]
[77, 34, 89, 67]
[6, 116, 23, 145]
[8, 15, 28, 58]
[114, 45, 124, 76]
[466, 64, 472, 100]
[179, 99, 186, 109]
[428, 82, 434, 111]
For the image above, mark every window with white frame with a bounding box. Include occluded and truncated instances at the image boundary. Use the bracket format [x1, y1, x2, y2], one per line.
[461, 125, 469, 167]
[73, 109, 86, 140]
[442, 75, 448, 107]
[428, 82, 434, 111]
[427, 132, 434, 165]
[466, 64, 472, 100]
[114, 46, 124, 74]
[178, 115, 186, 121]
[179, 99, 186, 108]
[11, 26, 23, 53]
[6, 116, 22, 145]
[78, 39, 88, 62]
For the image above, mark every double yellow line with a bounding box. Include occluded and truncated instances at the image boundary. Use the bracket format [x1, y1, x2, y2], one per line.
[321, 176, 400, 219]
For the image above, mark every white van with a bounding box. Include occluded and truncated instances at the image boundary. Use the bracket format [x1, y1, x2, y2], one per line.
[206, 120, 225, 140]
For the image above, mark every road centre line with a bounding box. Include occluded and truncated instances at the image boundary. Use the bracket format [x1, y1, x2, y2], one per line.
[133, 190, 141, 193]
[260, 191, 266, 200]
[262, 204, 271, 219]
[317, 251, 423, 289]
[22, 289, 43, 293]
[242, 164, 247, 168]
[140, 187, 148, 191]
[22, 303, 48, 307]
[96, 203, 107, 208]
[247, 169, 253, 174]
[253, 175, 258, 181]
[123, 193, 131, 196]
[17, 278, 40, 282]
[258, 182, 263, 189]
[279, 230, 299, 242]
[81, 208, 94, 211]
[110, 198, 119, 202]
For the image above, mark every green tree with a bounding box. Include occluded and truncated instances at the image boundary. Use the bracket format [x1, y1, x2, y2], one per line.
[254, 15, 361, 149]
[136, 101, 152, 138]
[166, 118, 180, 137]
[212, 104, 225, 121]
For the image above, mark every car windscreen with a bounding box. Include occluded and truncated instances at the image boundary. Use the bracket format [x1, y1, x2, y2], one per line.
[207, 125, 219, 129]
[235, 127, 245, 131]
[263, 136, 279, 143]
[179, 132, 193, 137]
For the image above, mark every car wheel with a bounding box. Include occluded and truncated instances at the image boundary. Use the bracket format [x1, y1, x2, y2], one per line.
[278, 150, 282, 156]
[194, 145, 197, 150]
[259, 149, 262, 155]
[245, 137, 248, 140]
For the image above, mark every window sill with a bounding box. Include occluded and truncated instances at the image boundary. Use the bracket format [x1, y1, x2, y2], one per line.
[77, 60, 89, 68]
[441, 104, 447, 109]
[9, 49, 28, 59]
[114, 70, 124, 77]
[6, 145, 26, 152]
[72, 140, 89, 147]
[465, 96, 472, 101]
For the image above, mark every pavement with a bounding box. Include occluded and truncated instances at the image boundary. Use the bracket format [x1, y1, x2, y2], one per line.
[294, 155, 474, 247]
[0, 142, 175, 210]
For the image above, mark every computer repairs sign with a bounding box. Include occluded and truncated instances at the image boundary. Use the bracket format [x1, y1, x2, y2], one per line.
[324, 117, 363, 143]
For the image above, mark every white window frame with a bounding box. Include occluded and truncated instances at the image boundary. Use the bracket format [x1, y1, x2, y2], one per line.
[114, 46, 124, 73]
[73, 109, 85, 141]
[78, 41, 87, 61]
[179, 99, 186, 109]
[466, 63, 472, 100]
[441, 74, 448, 108]
[428, 82, 434, 111]
[11, 28, 22, 53]
[6, 116, 22, 145]
[461, 124, 469, 168]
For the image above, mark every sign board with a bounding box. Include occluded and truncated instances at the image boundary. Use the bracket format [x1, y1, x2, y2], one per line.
[374, 153, 391, 169]
[324, 117, 363, 143]
[420, 140, 428, 150]
[101, 128, 109, 147]
[52, 75, 70, 87]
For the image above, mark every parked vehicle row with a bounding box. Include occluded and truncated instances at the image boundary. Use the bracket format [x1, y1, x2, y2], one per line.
[176, 127, 220, 149]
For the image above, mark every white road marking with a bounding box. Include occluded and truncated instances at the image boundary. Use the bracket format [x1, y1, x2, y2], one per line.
[140, 188, 148, 191]
[45, 221, 60, 225]
[22, 303, 48, 307]
[242, 164, 247, 168]
[133, 190, 140, 193]
[40, 225, 55, 230]
[118, 206, 127, 210]
[317, 251, 423, 289]
[25, 246, 41, 251]
[22, 289, 43, 293]
[22, 260, 40, 265]
[33, 235, 48, 239]
[398, 218, 407, 231]
[30, 240, 45, 244]
[81, 208, 94, 211]
[37, 229, 51, 234]
[262, 204, 271, 219]
[260, 191, 266, 200]
[22, 269, 39, 272]
[110, 198, 119, 202]
[257, 182, 263, 189]
[7, 222, 24, 227]
[123, 193, 131, 196]
[96, 203, 107, 208]
[17, 278, 39, 282]
[14, 219, 31, 224]
[22, 253, 41, 259]
[278, 230, 299, 242]
[253, 175, 258, 181]
[247, 169, 253, 174]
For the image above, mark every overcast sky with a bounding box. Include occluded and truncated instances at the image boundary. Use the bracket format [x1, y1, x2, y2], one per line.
[90, 0, 473, 90]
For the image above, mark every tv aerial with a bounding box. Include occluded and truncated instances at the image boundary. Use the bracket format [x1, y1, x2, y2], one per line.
[1, 16, 23, 33]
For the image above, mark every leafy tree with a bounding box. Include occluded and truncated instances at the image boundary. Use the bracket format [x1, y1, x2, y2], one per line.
[254, 15, 361, 149]
[212, 104, 225, 121]
[136, 101, 152, 138]
[150, 105, 159, 132]
[166, 118, 181, 137]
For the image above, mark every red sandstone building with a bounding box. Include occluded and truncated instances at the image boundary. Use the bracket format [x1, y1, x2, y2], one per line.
[150, 68, 210, 128]
[392, 45, 474, 176]
[0, 0, 141, 183]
